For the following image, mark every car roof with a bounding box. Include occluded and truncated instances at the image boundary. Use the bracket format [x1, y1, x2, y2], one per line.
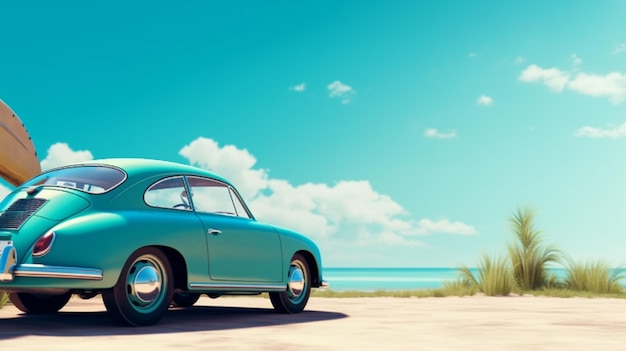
[76, 158, 233, 186]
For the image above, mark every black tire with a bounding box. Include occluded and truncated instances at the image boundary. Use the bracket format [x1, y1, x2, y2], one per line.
[171, 292, 200, 307]
[9, 292, 71, 314]
[269, 253, 311, 314]
[102, 247, 174, 326]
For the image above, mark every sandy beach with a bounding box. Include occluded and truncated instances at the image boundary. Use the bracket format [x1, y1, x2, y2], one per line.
[1, 295, 626, 350]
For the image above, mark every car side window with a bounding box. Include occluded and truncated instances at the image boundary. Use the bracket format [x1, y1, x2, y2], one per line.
[187, 176, 250, 218]
[229, 188, 252, 219]
[144, 176, 190, 211]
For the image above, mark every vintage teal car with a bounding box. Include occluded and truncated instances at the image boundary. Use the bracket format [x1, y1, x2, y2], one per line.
[0, 158, 327, 326]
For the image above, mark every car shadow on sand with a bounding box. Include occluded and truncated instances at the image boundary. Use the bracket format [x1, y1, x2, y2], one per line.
[0, 304, 347, 339]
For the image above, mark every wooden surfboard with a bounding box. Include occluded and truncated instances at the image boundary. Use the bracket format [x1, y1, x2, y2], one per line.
[0, 100, 41, 186]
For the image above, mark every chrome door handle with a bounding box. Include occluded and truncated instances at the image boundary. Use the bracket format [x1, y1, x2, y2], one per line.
[207, 228, 222, 235]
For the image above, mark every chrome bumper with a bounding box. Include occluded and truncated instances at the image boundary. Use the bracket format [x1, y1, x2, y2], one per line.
[0, 244, 17, 281]
[13, 264, 103, 280]
[320, 280, 329, 288]
[0, 244, 103, 282]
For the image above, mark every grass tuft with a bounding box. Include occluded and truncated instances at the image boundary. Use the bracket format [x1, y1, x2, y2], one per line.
[0, 292, 8, 309]
[310, 289, 452, 298]
[441, 278, 479, 296]
[457, 254, 514, 296]
[507, 207, 560, 290]
[563, 259, 625, 294]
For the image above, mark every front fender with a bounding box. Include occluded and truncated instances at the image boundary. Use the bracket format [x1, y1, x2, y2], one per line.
[276, 227, 324, 287]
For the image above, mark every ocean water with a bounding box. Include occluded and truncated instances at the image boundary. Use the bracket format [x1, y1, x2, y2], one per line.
[321, 267, 572, 291]
[322, 267, 462, 291]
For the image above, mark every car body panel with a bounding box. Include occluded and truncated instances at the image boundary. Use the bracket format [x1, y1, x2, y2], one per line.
[197, 213, 283, 282]
[0, 158, 325, 295]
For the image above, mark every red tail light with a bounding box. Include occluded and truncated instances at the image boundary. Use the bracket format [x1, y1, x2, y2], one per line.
[33, 231, 55, 257]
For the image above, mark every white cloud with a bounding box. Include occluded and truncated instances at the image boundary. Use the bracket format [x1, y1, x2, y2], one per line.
[612, 43, 626, 55]
[327, 81, 352, 97]
[519, 64, 626, 104]
[327, 80, 355, 104]
[424, 128, 457, 139]
[179, 137, 268, 199]
[514, 56, 526, 65]
[477, 94, 493, 106]
[290, 83, 306, 92]
[574, 122, 626, 138]
[568, 72, 626, 104]
[415, 218, 477, 235]
[40, 142, 94, 171]
[519, 64, 570, 92]
[179, 137, 476, 250]
[571, 54, 582, 67]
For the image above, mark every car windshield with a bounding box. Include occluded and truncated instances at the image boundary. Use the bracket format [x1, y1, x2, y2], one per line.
[22, 165, 126, 194]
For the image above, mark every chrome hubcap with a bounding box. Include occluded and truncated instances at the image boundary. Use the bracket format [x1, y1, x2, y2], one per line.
[288, 266, 304, 298]
[134, 266, 160, 303]
[126, 255, 164, 310]
[287, 259, 307, 303]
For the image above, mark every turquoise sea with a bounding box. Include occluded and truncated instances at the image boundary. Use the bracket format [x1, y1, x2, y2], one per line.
[322, 268, 461, 291]
[321, 267, 571, 291]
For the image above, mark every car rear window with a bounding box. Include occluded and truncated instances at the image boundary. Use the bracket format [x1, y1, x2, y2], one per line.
[22, 165, 126, 194]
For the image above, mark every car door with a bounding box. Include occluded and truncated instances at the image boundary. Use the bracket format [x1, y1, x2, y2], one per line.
[143, 176, 211, 282]
[186, 176, 283, 283]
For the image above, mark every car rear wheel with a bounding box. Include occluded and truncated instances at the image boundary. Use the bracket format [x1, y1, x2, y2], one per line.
[171, 292, 200, 307]
[269, 253, 311, 314]
[9, 291, 71, 314]
[102, 247, 173, 326]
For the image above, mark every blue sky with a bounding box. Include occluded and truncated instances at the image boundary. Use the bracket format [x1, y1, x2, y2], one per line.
[1, 1, 625, 267]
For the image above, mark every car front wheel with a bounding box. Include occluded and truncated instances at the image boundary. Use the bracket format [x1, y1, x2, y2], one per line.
[9, 291, 71, 314]
[269, 253, 311, 314]
[102, 247, 173, 326]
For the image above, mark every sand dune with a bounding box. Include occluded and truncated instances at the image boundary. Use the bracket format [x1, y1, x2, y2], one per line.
[1, 295, 626, 350]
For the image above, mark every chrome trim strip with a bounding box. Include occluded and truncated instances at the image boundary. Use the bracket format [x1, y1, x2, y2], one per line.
[189, 282, 286, 291]
[13, 264, 103, 280]
[0, 245, 17, 281]
[320, 280, 329, 288]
